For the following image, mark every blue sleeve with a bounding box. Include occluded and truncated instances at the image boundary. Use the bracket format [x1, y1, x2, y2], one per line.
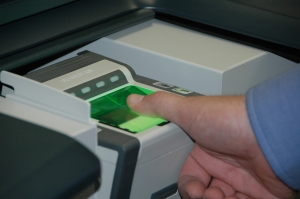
[246, 66, 300, 190]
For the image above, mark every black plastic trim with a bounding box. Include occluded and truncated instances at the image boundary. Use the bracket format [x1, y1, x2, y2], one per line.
[151, 183, 178, 199]
[97, 126, 140, 199]
[0, 9, 155, 74]
[0, 0, 76, 26]
[0, 0, 138, 58]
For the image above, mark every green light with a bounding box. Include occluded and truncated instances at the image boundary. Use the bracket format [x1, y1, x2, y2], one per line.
[89, 85, 166, 133]
[119, 116, 166, 133]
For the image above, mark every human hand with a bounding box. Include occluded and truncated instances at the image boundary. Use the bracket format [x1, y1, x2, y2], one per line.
[127, 91, 296, 199]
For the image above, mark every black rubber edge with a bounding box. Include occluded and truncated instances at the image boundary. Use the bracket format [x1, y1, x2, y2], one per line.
[0, 82, 14, 97]
[151, 183, 178, 199]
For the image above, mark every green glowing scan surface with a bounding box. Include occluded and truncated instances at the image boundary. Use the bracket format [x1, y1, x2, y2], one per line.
[89, 85, 166, 133]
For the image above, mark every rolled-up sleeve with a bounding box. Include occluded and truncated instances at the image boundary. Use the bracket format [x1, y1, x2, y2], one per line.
[246, 66, 300, 190]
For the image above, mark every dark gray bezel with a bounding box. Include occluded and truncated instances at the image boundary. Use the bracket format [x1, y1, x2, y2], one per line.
[0, 112, 100, 199]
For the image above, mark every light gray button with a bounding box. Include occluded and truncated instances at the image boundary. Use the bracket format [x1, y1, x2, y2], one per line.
[70, 92, 76, 96]
[153, 82, 174, 88]
[110, 75, 119, 82]
[96, 81, 105, 88]
[81, 86, 91, 94]
[172, 87, 193, 95]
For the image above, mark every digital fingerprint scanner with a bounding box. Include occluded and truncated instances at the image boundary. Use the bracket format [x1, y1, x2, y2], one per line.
[87, 85, 166, 133]
[23, 51, 197, 199]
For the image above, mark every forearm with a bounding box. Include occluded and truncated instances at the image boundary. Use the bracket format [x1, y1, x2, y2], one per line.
[246, 66, 300, 190]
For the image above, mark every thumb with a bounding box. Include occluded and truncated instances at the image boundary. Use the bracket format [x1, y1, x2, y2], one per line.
[127, 91, 184, 123]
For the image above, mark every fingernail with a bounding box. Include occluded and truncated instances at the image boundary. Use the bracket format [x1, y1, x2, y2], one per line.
[128, 94, 144, 104]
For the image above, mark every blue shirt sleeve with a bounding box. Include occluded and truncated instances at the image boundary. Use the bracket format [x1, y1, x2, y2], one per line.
[246, 66, 300, 190]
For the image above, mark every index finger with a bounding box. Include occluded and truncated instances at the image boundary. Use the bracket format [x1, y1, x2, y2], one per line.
[127, 91, 186, 124]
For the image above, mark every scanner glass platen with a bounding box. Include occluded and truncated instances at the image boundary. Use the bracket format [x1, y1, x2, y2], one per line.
[89, 85, 166, 133]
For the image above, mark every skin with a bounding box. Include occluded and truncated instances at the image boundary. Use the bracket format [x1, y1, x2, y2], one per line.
[127, 91, 296, 199]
